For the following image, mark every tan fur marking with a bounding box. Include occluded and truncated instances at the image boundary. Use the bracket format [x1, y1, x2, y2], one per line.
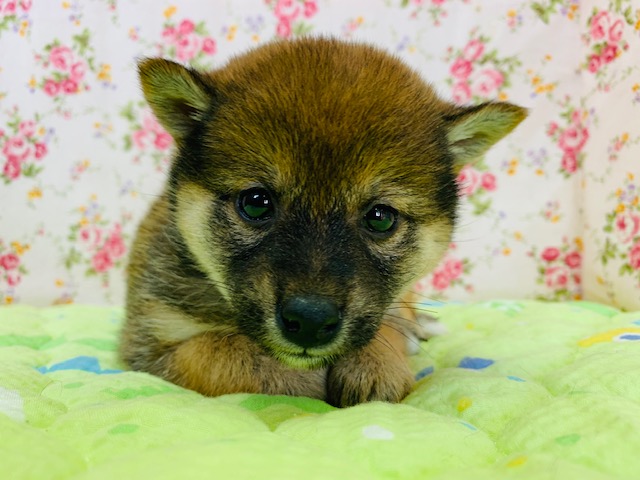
[168, 331, 327, 399]
[175, 183, 230, 300]
[141, 302, 235, 343]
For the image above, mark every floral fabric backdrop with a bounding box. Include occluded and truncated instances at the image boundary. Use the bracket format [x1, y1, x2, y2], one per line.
[0, 0, 638, 310]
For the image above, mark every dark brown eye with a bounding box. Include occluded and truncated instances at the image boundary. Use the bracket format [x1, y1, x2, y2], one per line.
[237, 188, 274, 222]
[363, 205, 397, 234]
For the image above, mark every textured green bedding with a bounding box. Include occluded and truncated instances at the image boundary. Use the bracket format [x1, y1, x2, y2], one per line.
[2, 301, 640, 479]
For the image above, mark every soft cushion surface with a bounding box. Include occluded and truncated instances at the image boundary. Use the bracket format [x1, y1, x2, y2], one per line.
[1, 301, 639, 479]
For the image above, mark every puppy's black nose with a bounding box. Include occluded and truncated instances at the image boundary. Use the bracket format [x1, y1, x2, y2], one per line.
[277, 296, 342, 349]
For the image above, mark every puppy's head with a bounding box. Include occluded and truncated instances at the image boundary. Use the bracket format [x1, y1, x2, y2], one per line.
[139, 38, 526, 368]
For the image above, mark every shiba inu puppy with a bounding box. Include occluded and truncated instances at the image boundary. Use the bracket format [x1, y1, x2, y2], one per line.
[120, 37, 526, 407]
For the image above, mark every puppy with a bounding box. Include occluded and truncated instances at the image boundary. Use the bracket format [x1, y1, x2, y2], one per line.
[119, 37, 526, 407]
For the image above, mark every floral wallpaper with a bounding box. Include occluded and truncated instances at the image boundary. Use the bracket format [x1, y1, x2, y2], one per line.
[0, 0, 638, 310]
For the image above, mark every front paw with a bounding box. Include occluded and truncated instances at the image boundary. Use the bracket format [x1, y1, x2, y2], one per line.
[326, 352, 414, 407]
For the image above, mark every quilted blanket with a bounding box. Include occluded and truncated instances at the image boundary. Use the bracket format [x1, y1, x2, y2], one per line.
[1, 301, 640, 480]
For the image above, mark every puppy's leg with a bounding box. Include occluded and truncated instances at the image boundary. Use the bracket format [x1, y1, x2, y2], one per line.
[168, 332, 327, 399]
[326, 322, 414, 407]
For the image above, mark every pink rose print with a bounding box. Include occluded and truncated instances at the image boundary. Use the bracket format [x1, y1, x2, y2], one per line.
[541, 247, 560, 262]
[601, 44, 617, 64]
[561, 151, 578, 174]
[154, 132, 172, 150]
[585, 10, 627, 76]
[1, 0, 32, 37]
[564, 251, 581, 269]
[121, 102, 174, 170]
[65, 199, 129, 283]
[471, 69, 504, 96]
[43, 79, 60, 96]
[2, 157, 21, 180]
[545, 265, 569, 288]
[534, 238, 583, 301]
[201, 38, 216, 55]
[276, 19, 292, 37]
[104, 226, 126, 259]
[450, 58, 472, 80]
[480, 172, 497, 191]
[18, 120, 36, 137]
[630, 242, 640, 270]
[159, 17, 217, 64]
[431, 270, 450, 291]
[608, 19, 624, 43]
[443, 258, 463, 279]
[425, 253, 469, 295]
[0, 253, 20, 270]
[268, 0, 318, 38]
[590, 11, 611, 41]
[3, 136, 32, 162]
[92, 249, 113, 273]
[6, 272, 21, 287]
[70, 62, 85, 81]
[457, 163, 498, 216]
[34, 32, 95, 100]
[601, 177, 640, 284]
[49, 45, 74, 71]
[62, 78, 79, 94]
[558, 125, 589, 153]
[275, 0, 300, 19]
[176, 33, 201, 62]
[616, 212, 640, 244]
[1, 109, 50, 183]
[0, 241, 28, 298]
[79, 226, 102, 248]
[34, 142, 47, 159]
[452, 82, 471, 104]
[548, 106, 590, 177]
[1, 1, 17, 15]
[303, 0, 317, 18]
[445, 31, 518, 103]
[132, 111, 173, 152]
[177, 19, 195, 35]
[463, 39, 484, 61]
[588, 54, 602, 73]
[457, 166, 481, 196]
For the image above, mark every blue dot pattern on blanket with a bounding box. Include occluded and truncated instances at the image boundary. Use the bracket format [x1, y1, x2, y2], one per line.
[458, 357, 494, 369]
[616, 334, 640, 341]
[415, 366, 434, 380]
[37, 355, 122, 374]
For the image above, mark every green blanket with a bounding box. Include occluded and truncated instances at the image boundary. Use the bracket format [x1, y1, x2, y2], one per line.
[1, 301, 640, 479]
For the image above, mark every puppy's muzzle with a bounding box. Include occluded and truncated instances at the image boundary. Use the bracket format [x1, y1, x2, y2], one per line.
[276, 295, 342, 349]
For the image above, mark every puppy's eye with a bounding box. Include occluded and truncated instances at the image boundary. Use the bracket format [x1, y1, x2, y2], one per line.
[237, 188, 274, 222]
[363, 205, 397, 234]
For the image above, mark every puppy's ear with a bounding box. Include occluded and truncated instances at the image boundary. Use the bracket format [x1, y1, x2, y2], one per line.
[138, 58, 214, 142]
[444, 102, 527, 164]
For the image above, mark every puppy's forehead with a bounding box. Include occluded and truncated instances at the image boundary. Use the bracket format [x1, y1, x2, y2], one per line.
[203, 40, 450, 210]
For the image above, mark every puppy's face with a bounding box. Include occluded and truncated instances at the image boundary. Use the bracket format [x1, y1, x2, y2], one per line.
[140, 39, 526, 368]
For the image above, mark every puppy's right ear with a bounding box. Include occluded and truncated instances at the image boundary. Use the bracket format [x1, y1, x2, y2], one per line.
[138, 58, 214, 142]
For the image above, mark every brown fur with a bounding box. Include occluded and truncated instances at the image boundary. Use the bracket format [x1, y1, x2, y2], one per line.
[120, 38, 526, 407]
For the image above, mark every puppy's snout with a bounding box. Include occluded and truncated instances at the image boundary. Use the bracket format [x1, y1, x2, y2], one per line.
[277, 296, 342, 349]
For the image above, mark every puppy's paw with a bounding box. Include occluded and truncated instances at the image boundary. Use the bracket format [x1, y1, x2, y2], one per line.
[326, 352, 414, 407]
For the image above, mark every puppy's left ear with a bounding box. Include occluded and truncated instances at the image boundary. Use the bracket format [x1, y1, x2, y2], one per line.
[444, 102, 528, 164]
[138, 58, 215, 142]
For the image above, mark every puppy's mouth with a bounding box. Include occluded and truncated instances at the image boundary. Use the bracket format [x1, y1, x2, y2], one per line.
[265, 343, 341, 370]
